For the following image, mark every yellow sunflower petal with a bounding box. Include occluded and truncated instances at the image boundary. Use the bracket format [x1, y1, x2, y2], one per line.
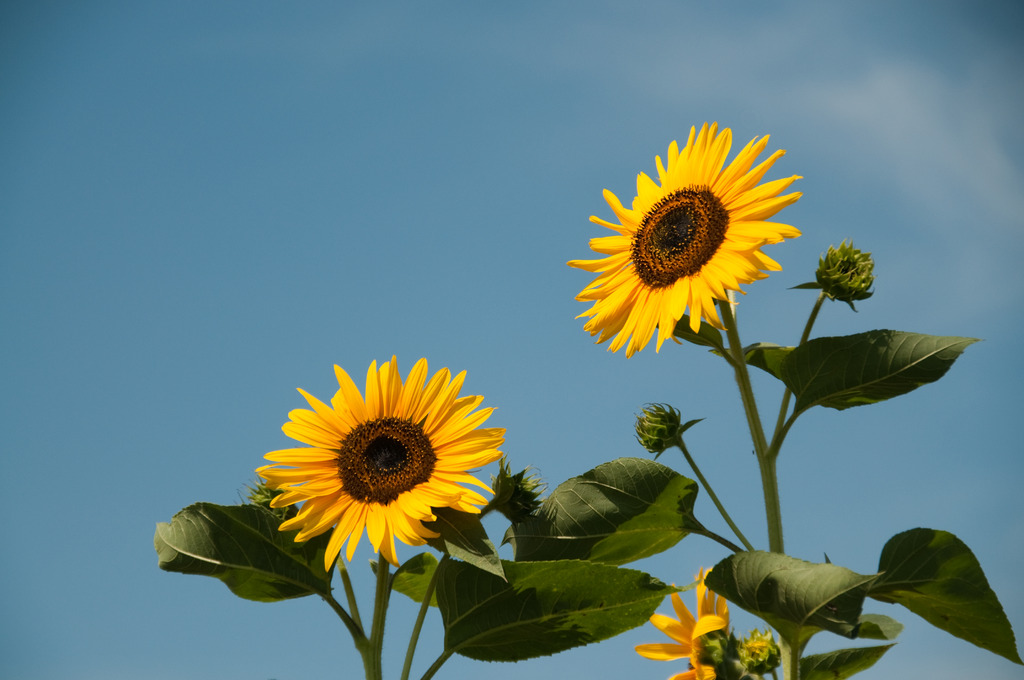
[332, 364, 367, 423]
[396, 357, 429, 420]
[635, 642, 691, 661]
[693, 615, 729, 638]
[669, 671, 699, 680]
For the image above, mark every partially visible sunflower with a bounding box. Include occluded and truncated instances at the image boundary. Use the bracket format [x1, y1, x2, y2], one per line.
[568, 123, 802, 357]
[257, 357, 505, 570]
[636, 568, 730, 680]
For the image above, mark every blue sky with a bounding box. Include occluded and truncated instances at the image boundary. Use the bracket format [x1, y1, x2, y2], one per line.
[2, 1, 1022, 679]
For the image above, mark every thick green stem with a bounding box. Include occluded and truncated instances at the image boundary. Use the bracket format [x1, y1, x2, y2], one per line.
[781, 637, 800, 680]
[717, 297, 784, 554]
[717, 298, 770, 458]
[756, 453, 784, 554]
[676, 438, 754, 551]
[363, 560, 393, 680]
[401, 556, 447, 680]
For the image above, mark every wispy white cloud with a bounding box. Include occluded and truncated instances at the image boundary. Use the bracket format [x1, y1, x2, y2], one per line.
[514, 2, 1024, 314]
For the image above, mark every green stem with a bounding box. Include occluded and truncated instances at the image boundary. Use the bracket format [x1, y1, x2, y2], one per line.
[400, 555, 447, 680]
[717, 297, 770, 458]
[364, 560, 393, 680]
[688, 522, 745, 553]
[419, 649, 454, 680]
[338, 558, 364, 632]
[320, 591, 366, 645]
[675, 438, 754, 551]
[781, 636, 800, 680]
[717, 297, 784, 554]
[768, 292, 825, 459]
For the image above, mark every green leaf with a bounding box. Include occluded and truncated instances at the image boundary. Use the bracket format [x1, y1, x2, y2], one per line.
[705, 552, 875, 647]
[437, 559, 675, 661]
[780, 330, 978, 414]
[392, 552, 439, 606]
[743, 342, 795, 380]
[792, 281, 822, 290]
[673, 314, 726, 351]
[154, 502, 332, 602]
[424, 506, 504, 580]
[869, 528, 1022, 664]
[856, 613, 903, 640]
[504, 457, 699, 565]
[800, 645, 894, 680]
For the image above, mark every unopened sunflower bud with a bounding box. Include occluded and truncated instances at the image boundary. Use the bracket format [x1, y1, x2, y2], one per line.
[738, 629, 781, 674]
[697, 629, 730, 669]
[816, 240, 875, 309]
[635, 403, 683, 455]
[245, 481, 297, 520]
[489, 457, 545, 523]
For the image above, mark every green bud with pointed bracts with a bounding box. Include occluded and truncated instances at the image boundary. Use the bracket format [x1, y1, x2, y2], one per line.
[635, 403, 683, 455]
[738, 628, 781, 675]
[816, 240, 875, 309]
[489, 457, 545, 523]
[245, 481, 298, 520]
[698, 629, 730, 668]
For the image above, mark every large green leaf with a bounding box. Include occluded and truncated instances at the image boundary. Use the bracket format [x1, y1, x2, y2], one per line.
[800, 645, 894, 680]
[504, 457, 699, 565]
[392, 552, 439, 606]
[424, 506, 504, 579]
[705, 552, 875, 647]
[154, 502, 332, 602]
[780, 330, 977, 414]
[437, 559, 675, 661]
[869, 528, 1022, 664]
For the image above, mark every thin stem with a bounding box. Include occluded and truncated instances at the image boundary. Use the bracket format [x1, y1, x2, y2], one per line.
[717, 297, 784, 554]
[675, 438, 754, 551]
[319, 591, 366, 645]
[419, 649, 454, 680]
[338, 558, 364, 632]
[688, 522, 745, 553]
[400, 555, 447, 680]
[768, 292, 826, 459]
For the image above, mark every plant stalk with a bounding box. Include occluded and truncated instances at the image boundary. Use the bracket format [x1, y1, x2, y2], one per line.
[717, 296, 784, 554]
[338, 558, 364, 632]
[364, 560, 393, 680]
[676, 438, 754, 551]
[768, 291, 825, 458]
[400, 556, 447, 680]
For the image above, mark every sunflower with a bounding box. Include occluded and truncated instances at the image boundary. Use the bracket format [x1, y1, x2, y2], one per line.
[257, 357, 504, 570]
[568, 123, 802, 357]
[636, 568, 730, 680]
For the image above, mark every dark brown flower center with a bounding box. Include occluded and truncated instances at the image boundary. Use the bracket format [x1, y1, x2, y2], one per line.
[337, 417, 436, 504]
[632, 187, 729, 288]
